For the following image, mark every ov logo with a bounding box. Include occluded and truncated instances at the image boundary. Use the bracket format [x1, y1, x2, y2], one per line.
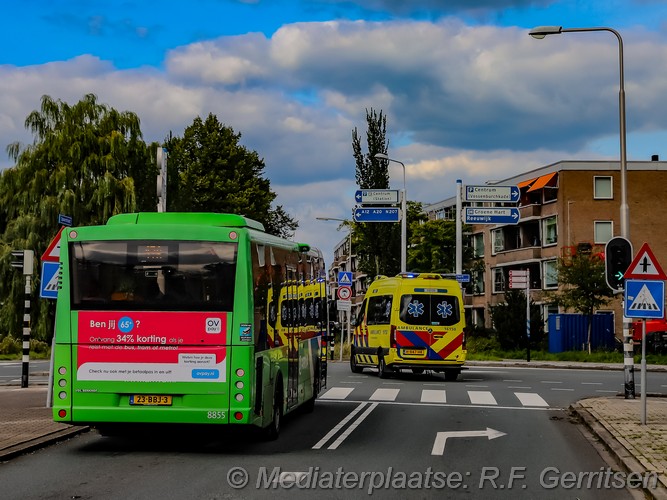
[206, 317, 222, 334]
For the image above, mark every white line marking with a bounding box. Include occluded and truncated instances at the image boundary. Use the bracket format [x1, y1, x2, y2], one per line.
[550, 388, 575, 391]
[515, 392, 549, 407]
[320, 387, 354, 400]
[312, 402, 369, 449]
[465, 384, 489, 388]
[432, 428, 506, 455]
[468, 391, 497, 405]
[595, 390, 619, 393]
[503, 379, 522, 382]
[370, 388, 400, 401]
[541, 381, 562, 384]
[327, 403, 379, 450]
[508, 386, 532, 389]
[421, 389, 447, 404]
[317, 399, 560, 411]
[581, 382, 603, 385]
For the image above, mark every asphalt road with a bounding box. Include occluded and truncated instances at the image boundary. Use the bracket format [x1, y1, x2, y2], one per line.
[1, 361, 662, 499]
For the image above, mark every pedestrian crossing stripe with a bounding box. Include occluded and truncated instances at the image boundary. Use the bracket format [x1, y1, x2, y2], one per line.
[319, 387, 550, 407]
[624, 279, 665, 319]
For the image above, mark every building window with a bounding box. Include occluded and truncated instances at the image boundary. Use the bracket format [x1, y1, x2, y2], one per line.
[594, 176, 613, 199]
[542, 216, 557, 246]
[492, 268, 505, 293]
[492, 230, 504, 253]
[472, 233, 484, 258]
[594, 221, 613, 244]
[473, 269, 485, 295]
[543, 260, 558, 289]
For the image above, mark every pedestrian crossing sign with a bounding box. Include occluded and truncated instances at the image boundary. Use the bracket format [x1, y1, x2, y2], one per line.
[40, 261, 60, 299]
[338, 271, 353, 286]
[624, 279, 665, 318]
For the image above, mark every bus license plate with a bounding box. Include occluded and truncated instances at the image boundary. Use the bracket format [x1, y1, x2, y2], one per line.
[403, 349, 424, 356]
[129, 395, 172, 406]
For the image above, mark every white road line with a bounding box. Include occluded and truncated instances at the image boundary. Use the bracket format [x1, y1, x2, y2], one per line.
[550, 388, 575, 391]
[337, 381, 363, 384]
[320, 387, 355, 400]
[581, 382, 603, 385]
[468, 391, 497, 405]
[318, 399, 559, 411]
[370, 388, 400, 401]
[508, 386, 532, 389]
[312, 402, 370, 450]
[595, 390, 618, 393]
[327, 403, 379, 450]
[421, 389, 447, 404]
[503, 379, 522, 382]
[465, 384, 489, 388]
[541, 381, 562, 384]
[515, 392, 549, 407]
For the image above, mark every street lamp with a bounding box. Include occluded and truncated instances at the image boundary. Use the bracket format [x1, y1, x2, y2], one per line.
[529, 25, 634, 399]
[316, 217, 353, 362]
[528, 26, 628, 240]
[374, 153, 407, 273]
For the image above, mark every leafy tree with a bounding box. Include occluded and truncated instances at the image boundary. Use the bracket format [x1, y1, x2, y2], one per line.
[490, 289, 544, 351]
[0, 94, 153, 343]
[548, 251, 614, 353]
[408, 215, 477, 274]
[164, 114, 297, 238]
[352, 109, 400, 278]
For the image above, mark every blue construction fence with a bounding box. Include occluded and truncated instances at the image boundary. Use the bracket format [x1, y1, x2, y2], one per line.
[547, 314, 616, 352]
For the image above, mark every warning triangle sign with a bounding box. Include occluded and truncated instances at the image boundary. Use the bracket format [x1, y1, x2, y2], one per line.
[41, 227, 64, 263]
[624, 242, 667, 280]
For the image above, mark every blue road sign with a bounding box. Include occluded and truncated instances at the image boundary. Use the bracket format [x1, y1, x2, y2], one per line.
[40, 261, 60, 299]
[354, 189, 400, 205]
[455, 274, 471, 283]
[464, 207, 520, 225]
[465, 185, 520, 203]
[353, 207, 400, 223]
[624, 279, 665, 319]
[58, 214, 73, 226]
[338, 271, 353, 286]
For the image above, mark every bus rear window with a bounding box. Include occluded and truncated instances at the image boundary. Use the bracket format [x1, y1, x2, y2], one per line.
[399, 294, 460, 327]
[70, 240, 237, 311]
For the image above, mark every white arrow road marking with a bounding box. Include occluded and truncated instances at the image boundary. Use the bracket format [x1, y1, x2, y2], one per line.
[431, 428, 506, 455]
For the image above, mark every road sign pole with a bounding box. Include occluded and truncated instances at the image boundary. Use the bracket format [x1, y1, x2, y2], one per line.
[641, 318, 647, 425]
[526, 269, 531, 363]
[456, 180, 462, 275]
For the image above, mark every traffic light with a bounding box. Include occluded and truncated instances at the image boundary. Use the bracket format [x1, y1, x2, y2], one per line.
[605, 237, 632, 291]
[10, 250, 34, 276]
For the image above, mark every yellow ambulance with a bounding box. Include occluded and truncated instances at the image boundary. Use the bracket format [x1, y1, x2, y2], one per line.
[350, 273, 467, 380]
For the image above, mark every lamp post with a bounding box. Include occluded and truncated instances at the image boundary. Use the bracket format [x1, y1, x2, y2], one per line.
[316, 217, 353, 361]
[529, 25, 634, 399]
[374, 153, 407, 273]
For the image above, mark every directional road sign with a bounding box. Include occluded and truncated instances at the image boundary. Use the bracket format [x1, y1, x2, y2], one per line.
[624, 279, 665, 319]
[464, 207, 520, 225]
[353, 207, 400, 223]
[40, 261, 60, 299]
[455, 274, 470, 283]
[464, 185, 520, 203]
[354, 189, 400, 205]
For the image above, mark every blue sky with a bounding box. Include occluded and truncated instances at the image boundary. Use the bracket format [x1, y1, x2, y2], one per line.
[2, 0, 667, 262]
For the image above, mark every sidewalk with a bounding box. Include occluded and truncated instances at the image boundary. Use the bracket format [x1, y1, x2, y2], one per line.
[1, 362, 667, 499]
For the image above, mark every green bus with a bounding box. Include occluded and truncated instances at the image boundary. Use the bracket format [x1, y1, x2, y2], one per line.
[52, 212, 328, 439]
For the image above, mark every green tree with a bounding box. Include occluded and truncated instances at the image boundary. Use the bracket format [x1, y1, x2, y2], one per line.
[0, 94, 152, 343]
[165, 114, 297, 238]
[352, 109, 399, 278]
[548, 252, 614, 353]
[490, 289, 544, 352]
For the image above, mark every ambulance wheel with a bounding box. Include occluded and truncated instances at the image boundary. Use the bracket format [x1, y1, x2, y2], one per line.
[412, 368, 424, 375]
[350, 350, 363, 373]
[377, 355, 391, 379]
[444, 370, 459, 382]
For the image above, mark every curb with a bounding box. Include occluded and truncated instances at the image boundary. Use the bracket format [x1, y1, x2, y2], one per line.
[570, 402, 667, 500]
[0, 426, 90, 462]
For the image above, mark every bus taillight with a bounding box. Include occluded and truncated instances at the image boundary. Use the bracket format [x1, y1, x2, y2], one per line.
[58, 409, 67, 418]
[234, 412, 243, 421]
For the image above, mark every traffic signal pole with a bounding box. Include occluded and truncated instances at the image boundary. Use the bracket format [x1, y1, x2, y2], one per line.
[11, 250, 34, 388]
[604, 237, 635, 399]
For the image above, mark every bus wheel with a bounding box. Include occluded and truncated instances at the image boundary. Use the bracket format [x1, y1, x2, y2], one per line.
[444, 370, 459, 382]
[263, 381, 283, 440]
[377, 354, 391, 379]
[350, 349, 363, 374]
